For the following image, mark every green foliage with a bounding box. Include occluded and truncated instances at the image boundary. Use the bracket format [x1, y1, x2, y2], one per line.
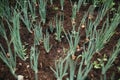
[0, 44, 17, 78]
[50, 58, 68, 80]
[64, 49, 92, 80]
[76, 56, 92, 80]
[34, 24, 43, 45]
[0, 0, 12, 20]
[93, 54, 107, 69]
[102, 39, 120, 75]
[95, 5, 120, 52]
[0, 0, 120, 80]
[43, 30, 52, 53]
[30, 46, 40, 80]
[64, 28, 80, 55]
[77, 0, 84, 12]
[60, 0, 64, 10]
[38, 0, 47, 24]
[7, 10, 27, 61]
[49, 21, 54, 33]
[32, 0, 37, 4]
[71, 2, 77, 24]
[28, 0, 37, 22]
[93, 0, 114, 28]
[0, 20, 17, 78]
[85, 1, 120, 53]
[67, 57, 76, 80]
[83, 39, 96, 65]
[81, 5, 95, 38]
[55, 15, 64, 42]
[92, 0, 106, 7]
[20, 1, 33, 33]
[0, 21, 7, 40]
[90, 0, 114, 8]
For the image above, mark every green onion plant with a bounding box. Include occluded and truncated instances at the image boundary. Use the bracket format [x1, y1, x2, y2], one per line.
[77, 0, 84, 12]
[95, 6, 120, 52]
[67, 57, 76, 80]
[65, 49, 92, 80]
[0, 21, 17, 79]
[30, 46, 40, 80]
[93, 0, 114, 28]
[0, 44, 17, 79]
[38, 0, 47, 24]
[85, 19, 94, 41]
[31, 0, 37, 4]
[69, 0, 72, 7]
[92, 0, 101, 7]
[67, 54, 92, 80]
[34, 24, 43, 45]
[50, 58, 68, 80]
[20, 2, 33, 33]
[49, 21, 54, 33]
[55, 15, 64, 42]
[43, 30, 52, 53]
[0, 21, 8, 41]
[7, 10, 27, 61]
[71, 2, 77, 25]
[85, 4, 120, 53]
[79, 5, 95, 41]
[82, 39, 96, 65]
[64, 28, 80, 55]
[60, 0, 64, 10]
[28, 0, 37, 22]
[0, 0, 12, 20]
[101, 39, 120, 76]
[82, 0, 87, 6]
[17, 0, 26, 8]
[79, 5, 95, 28]
[93, 54, 107, 69]
[76, 55, 92, 80]
[78, 5, 95, 39]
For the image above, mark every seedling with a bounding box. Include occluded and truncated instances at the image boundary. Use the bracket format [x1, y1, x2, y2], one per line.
[50, 58, 68, 80]
[55, 15, 64, 42]
[8, 10, 27, 61]
[60, 0, 64, 10]
[20, 3, 33, 33]
[82, 39, 96, 65]
[0, 44, 17, 79]
[66, 51, 92, 80]
[43, 30, 52, 53]
[28, 0, 37, 22]
[38, 0, 47, 24]
[71, 2, 77, 25]
[0, 0, 12, 20]
[95, 6, 120, 52]
[49, 21, 54, 34]
[34, 24, 43, 45]
[32, 0, 37, 4]
[0, 20, 17, 79]
[64, 28, 80, 55]
[102, 39, 120, 75]
[93, 54, 107, 69]
[30, 46, 40, 80]
[93, 0, 114, 28]
[77, 0, 84, 12]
